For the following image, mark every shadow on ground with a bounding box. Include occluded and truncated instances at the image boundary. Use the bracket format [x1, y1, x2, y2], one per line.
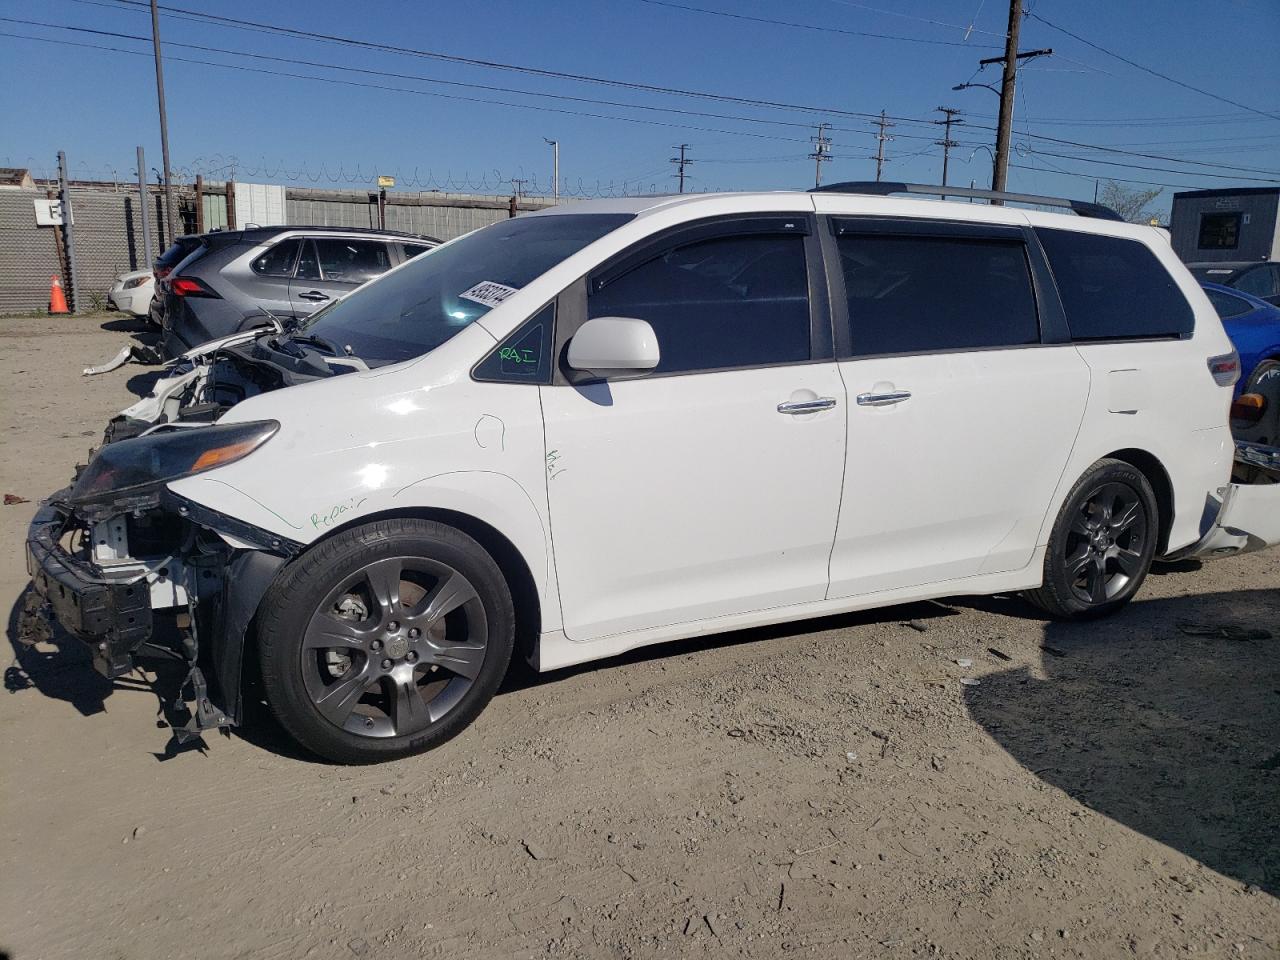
[964, 587, 1280, 896]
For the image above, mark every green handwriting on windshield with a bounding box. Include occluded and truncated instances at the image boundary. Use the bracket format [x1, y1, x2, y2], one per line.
[499, 347, 538, 364]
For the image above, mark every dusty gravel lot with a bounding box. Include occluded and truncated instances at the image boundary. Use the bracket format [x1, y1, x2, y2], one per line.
[2, 314, 1277, 960]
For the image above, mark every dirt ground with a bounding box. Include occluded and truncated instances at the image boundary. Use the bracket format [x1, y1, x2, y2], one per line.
[1, 313, 1277, 960]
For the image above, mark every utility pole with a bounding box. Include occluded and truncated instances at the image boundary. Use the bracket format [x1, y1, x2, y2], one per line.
[872, 111, 894, 182]
[150, 0, 178, 244]
[973, 0, 1052, 195]
[57, 151, 81, 313]
[808, 123, 832, 189]
[511, 178, 528, 199]
[543, 138, 559, 203]
[934, 107, 963, 189]
[136, 145, 153, 267]
[670, 144, 692, 194]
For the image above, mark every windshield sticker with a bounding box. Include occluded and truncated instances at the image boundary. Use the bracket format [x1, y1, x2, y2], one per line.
[459, 281, 519, 308]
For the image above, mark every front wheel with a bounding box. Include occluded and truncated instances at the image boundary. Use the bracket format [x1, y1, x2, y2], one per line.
[257, 519, 514, 764]
[1024, 459, 1158, 620]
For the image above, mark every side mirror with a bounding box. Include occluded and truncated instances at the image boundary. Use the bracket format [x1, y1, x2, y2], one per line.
[566, 316, 660, 378]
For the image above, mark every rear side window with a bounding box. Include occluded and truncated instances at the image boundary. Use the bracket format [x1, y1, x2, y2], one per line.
[1233, 265, 1279, 300]
[315, 239, 392, 283]
[1036, 228, 1194, 341]
[836, 233, 1039, 355]
[251, 238, 301, 277]
[1205, 288, 1252, 320]
[588, 233, 811, 375]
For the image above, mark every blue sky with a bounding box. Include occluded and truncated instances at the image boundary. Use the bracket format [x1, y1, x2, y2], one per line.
[2, 0, 1278, 215]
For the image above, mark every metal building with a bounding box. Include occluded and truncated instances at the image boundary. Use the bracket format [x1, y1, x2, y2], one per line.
[1170, 187, 1280, 264]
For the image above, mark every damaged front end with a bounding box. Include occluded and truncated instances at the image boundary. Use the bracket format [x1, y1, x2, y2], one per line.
[24, 417, 299, 741]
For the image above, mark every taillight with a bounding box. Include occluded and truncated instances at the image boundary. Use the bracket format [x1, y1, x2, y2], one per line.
[1207, 350, 1240, 387]
[1230, 392, 1266, 424]
[154, 266, 171, 279]
[170, 277, 218, 298]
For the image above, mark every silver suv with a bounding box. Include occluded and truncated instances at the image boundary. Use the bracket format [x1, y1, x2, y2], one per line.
[158, 226, 439, 359]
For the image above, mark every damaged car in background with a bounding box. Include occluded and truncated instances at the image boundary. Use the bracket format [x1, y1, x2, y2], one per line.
[23, 186, 1280, 764]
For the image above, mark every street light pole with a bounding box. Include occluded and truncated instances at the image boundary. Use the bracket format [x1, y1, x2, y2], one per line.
[150, 0, 177, 243]
[544, 138, 559, 203]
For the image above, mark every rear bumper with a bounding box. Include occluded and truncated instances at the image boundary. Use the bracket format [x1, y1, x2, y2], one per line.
[1181, 443, 1280, 559]
[25, 496, 152, 677]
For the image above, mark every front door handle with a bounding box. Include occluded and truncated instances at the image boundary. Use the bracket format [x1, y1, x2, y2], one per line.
[856, 390, 912, 406]
[777, 397, 838, 415]
[297, 290, 330, 302]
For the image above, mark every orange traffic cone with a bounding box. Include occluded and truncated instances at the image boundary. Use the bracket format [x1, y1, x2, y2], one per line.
[49, 275, 69, 314]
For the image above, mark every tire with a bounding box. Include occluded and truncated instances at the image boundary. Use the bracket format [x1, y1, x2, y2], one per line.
[1024, 459, 1158, 621]
[257, 519, 514, 764]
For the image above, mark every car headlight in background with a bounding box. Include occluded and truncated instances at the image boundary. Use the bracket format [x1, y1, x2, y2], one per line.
[123, 276, 151, 289]
[69, 421, 279, 505]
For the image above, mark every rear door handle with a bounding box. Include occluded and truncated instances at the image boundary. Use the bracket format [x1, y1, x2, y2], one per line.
[777, 397, 838, 415]
[856, 390, 912, 406]
[297, 290, 330, 302]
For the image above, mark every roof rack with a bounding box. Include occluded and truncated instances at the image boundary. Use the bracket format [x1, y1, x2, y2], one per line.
[810, 181, 1124, 222]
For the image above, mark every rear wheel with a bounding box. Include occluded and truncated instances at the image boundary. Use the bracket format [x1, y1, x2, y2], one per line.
[1237, 360, 1280, 446]
[1025, 459, 1158, 620]
[257, 519, 514, 764]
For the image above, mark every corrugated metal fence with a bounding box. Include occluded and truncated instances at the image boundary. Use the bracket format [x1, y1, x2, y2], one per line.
[0, 183, 556, 314]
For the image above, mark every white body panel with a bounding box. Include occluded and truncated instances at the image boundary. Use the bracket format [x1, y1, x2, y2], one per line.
[540, 366, 846, 641]
[150, 190, 1275, 675]
[829, 346, 1090, 597]
[107, 270, 154, 317]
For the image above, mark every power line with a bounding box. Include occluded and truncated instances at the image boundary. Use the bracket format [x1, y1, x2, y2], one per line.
[635, 0, 1000, 47]
[22, 4, 1280, 181]
[1027, 10, 1280, 123]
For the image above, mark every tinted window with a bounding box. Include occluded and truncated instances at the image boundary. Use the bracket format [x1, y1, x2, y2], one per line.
[836, 233, 1038, 355]
[302, 213, 631, 367]
[296, 240, 320, 280]
[404, 243, 434, 259]
[315, 239, 391, 283]
[251, 238, 301, 277]
[1198, 212, 1240, 250]
[473, 304, 554, 384]
[1205, 288, 1253, 320]
[1036, 228, 1194, 340]
[588, 233, 810, 374]
[1233, 265, 1278, 299]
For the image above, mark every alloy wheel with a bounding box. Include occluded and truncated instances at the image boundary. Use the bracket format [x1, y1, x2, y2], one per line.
[1062, 481, 1148, 606]
[300, 556, 488, 738]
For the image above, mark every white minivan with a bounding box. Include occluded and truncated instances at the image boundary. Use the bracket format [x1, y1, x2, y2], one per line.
[26, 184, 1280, 763]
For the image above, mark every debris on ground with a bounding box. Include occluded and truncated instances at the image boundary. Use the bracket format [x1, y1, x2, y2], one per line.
[988, 647, 1013, 661]
[904, 620, 929, 632]
[959, 678, 981, 687]
[3, 494, 30, 505]
[1176, 620, 1272, 642]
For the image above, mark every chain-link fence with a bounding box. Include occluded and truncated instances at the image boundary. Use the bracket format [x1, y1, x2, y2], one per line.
[0, 183, 557, 314]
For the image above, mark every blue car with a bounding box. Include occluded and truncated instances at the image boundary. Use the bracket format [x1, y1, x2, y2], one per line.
[1202, 281, 1280, 445]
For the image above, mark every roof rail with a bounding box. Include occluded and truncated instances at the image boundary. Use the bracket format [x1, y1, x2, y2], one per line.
[811, 181, 1124, 222]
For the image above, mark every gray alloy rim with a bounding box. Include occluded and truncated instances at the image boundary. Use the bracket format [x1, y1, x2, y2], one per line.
[300, 556, 488, 739]
[1063, 481, 1148, 606]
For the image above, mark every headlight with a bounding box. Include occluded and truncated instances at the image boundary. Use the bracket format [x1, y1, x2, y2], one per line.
[70, 420, 278, 504]
[123, 275, 151, 289]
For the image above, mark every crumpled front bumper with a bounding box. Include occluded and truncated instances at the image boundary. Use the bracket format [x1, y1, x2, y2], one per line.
[25, 493, 153, 677]
[1182, 442, 1280, 559]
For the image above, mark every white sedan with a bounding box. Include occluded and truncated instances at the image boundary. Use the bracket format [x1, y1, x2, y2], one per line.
[106, 269, 155, 317]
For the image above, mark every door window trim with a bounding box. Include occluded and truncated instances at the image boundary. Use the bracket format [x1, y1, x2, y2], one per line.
[551, 213, 834, 384]
[823, 215, 1066, 360]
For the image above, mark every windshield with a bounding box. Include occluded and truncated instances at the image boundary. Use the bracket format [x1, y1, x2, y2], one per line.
[299, 213, 633, 366]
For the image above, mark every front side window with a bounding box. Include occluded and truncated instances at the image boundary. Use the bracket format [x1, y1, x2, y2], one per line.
[1198, 212, 1241, 250]
[251, 238, 301, 277]
[587, 233, 811, 375]
[301, 213, 632, 367]
[1036, 228, 1194, 341]
[314, 239, 391, 283]
[836, 232, 1039, 355]
[473, 304, 554, 384]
